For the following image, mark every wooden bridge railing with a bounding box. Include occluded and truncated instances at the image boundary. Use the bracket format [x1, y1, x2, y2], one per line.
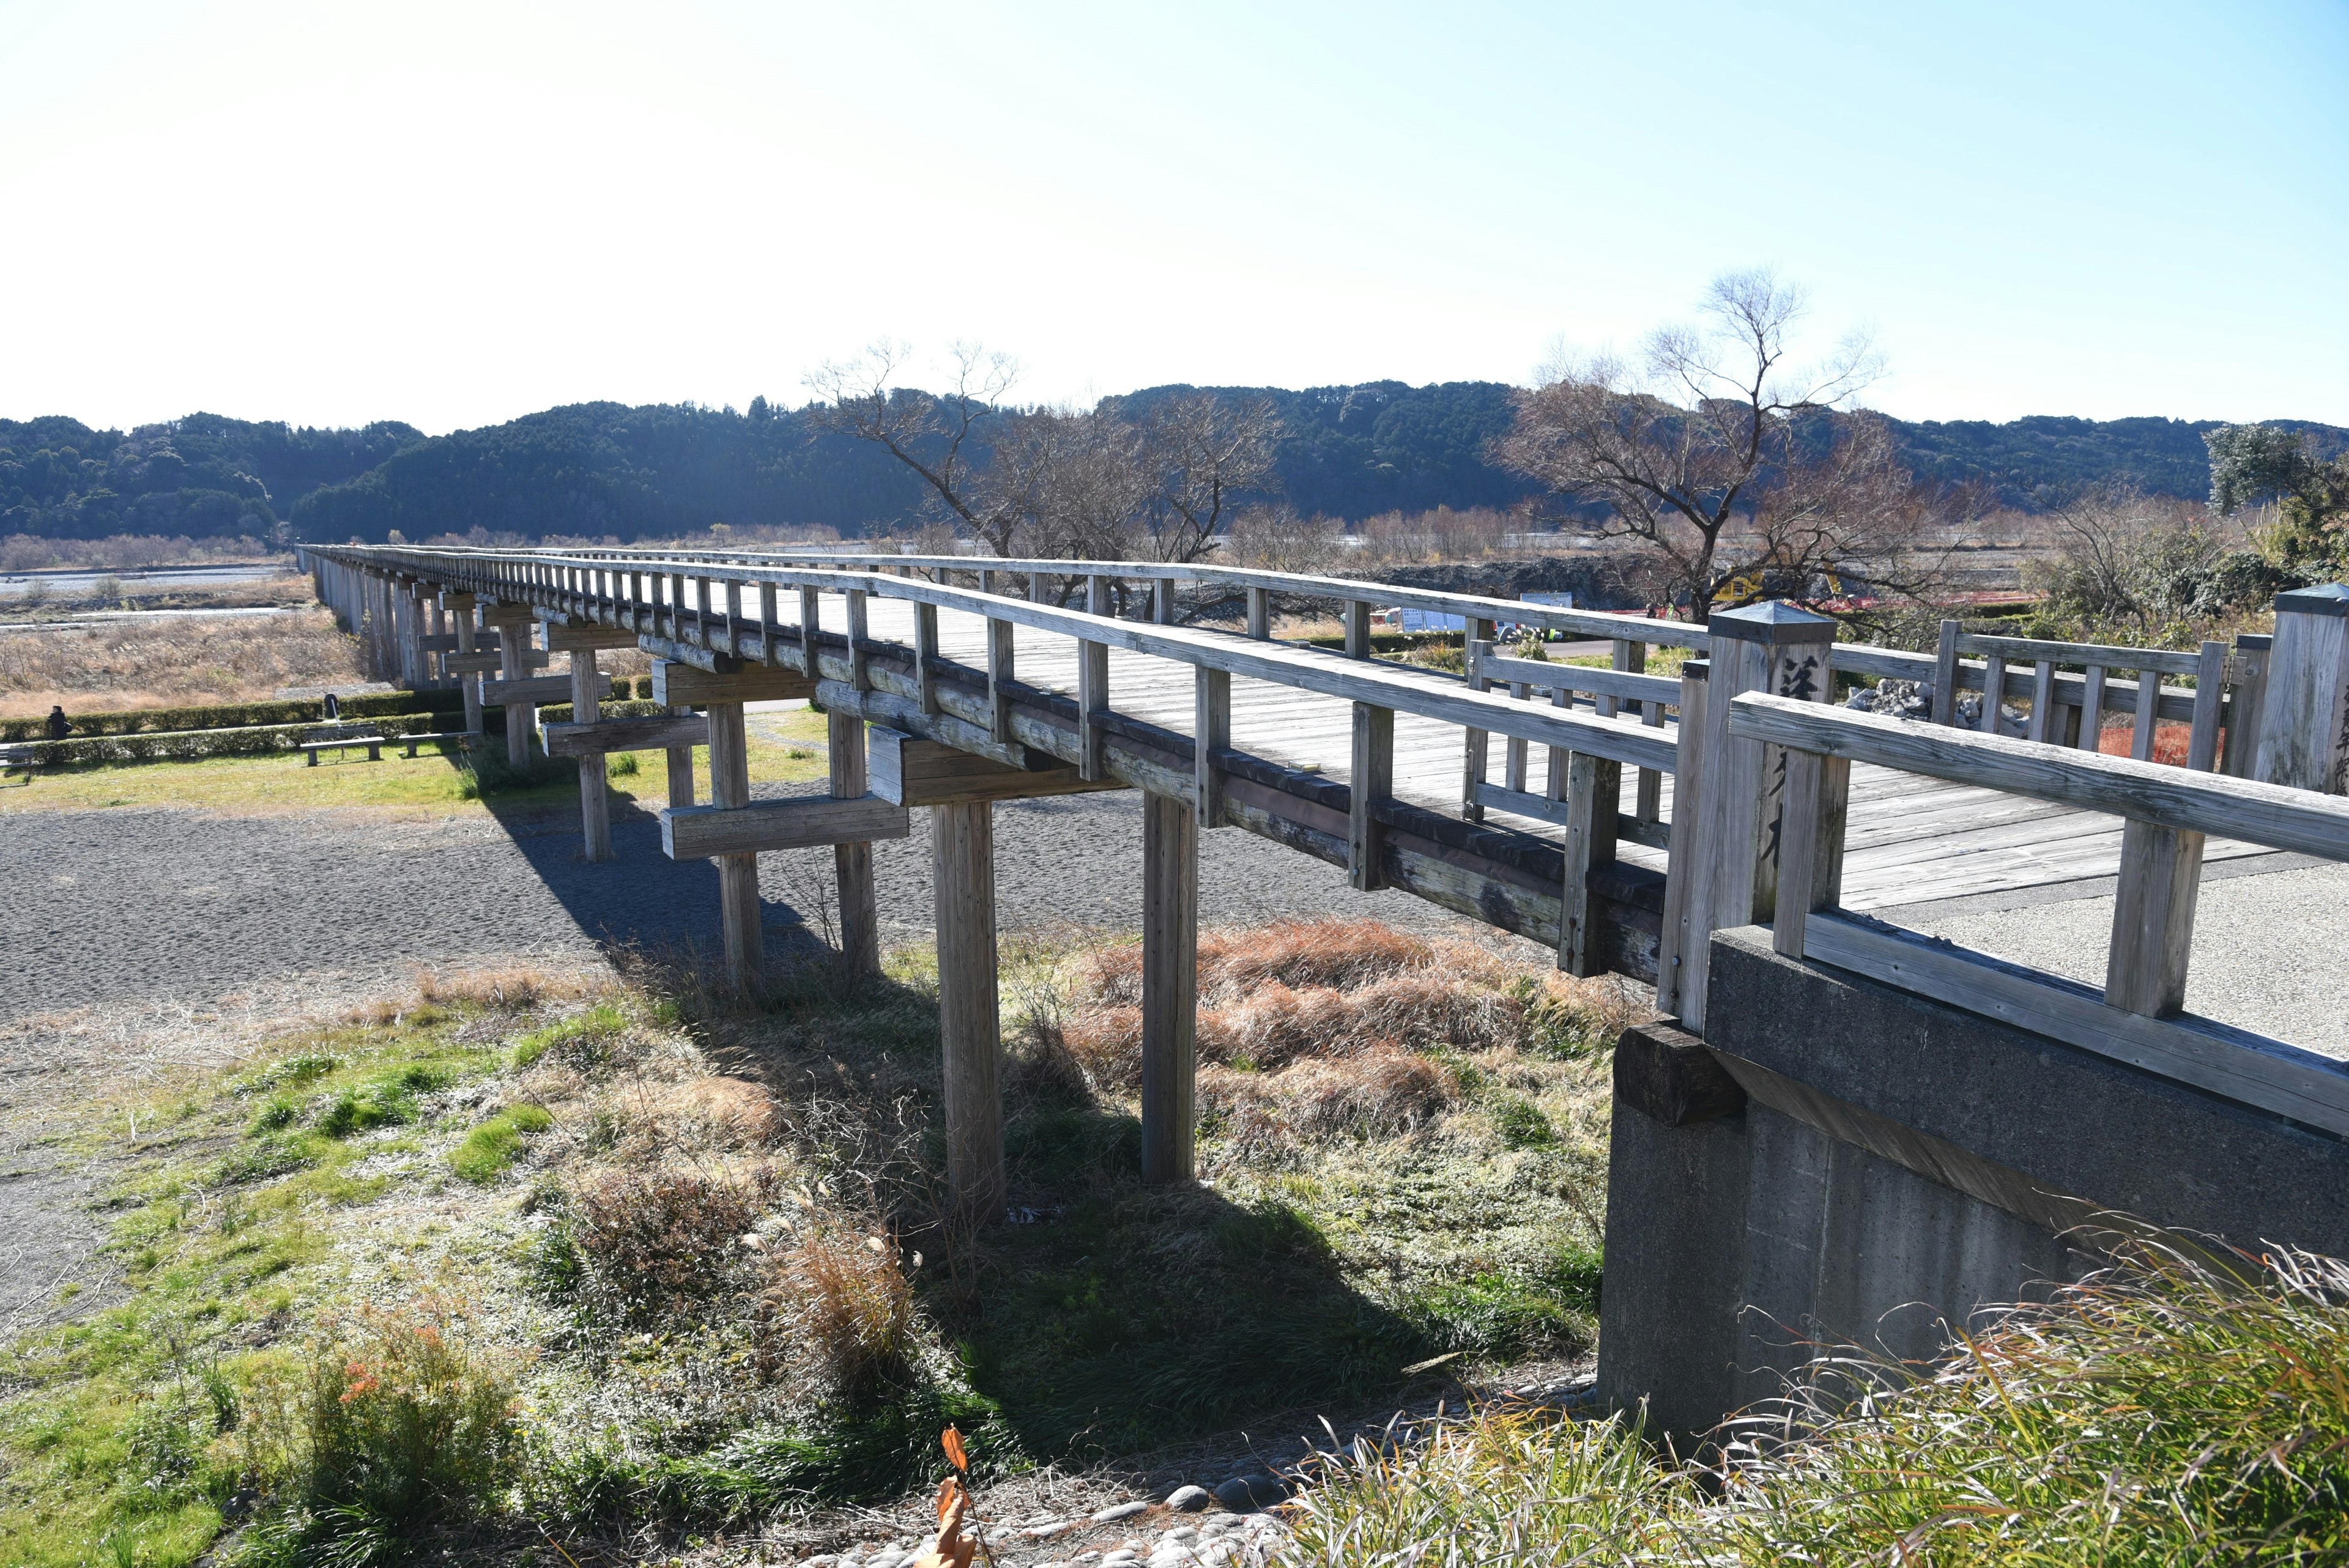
[1730, 690, 2349, 1136]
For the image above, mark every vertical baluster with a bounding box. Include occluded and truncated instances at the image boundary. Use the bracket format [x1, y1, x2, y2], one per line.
[1195, 667, 1230, 830]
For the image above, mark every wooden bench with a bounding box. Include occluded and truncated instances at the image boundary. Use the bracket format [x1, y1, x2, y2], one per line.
[398, 731, 470, 758]
[301, 733, 385, 764]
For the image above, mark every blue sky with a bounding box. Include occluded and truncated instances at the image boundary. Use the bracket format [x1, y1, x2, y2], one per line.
[1, 0, 2343, 435]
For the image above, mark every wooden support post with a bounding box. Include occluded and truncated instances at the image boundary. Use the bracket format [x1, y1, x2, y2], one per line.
[2106, 818, 2205, 1017]
[572, 648, 612, 862]
[1349, 701, 1393, 891]
[2131, 668, 2161, 761]
[2185, 639, 2227, 772]
[665, 701, 696, 808]
[706, 699, 762, 991]
[797, 585, 822, 675]
[1559, 750, 1620, 976]
[1140, 790, 1197, 1185]
[1077, 635, 1110, 782]
[1461, 627, 1494, 821]
[2222, 633, 2271, 777]
[1195, 666, 1229, 829]
[496, 619, 534, 767]
[1343, 599, 1371, 659]
[1656, 660, 1710, 1022]
[2252, 584, 2349, 794]
[829, 709, 881, 975]
[913, 601, 940, 714]
[2025, 659, 2055, 742]
[1696, 602, 1839, 1024]
[1931, 618, 1960, 726]
[1979, 653, 2007, 733]
[1153, 577, 1177, 625]
[986, 616, 1015, 738]
[443, 592, 482, 736]
[1614, 639, 1662, 825]
[1246, 585, 1270, 640]
[2078, 664, 2109, 752]
[1770, 747, 1850, 960]
[933, 799, 1004, 1221]
[846, 588, 870, 692]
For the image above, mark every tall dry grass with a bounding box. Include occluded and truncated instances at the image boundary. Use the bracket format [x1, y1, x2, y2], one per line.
[0, 605, 365, 716]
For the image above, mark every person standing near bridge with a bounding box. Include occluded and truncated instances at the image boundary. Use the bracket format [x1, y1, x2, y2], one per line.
[45, 706, 69, 741]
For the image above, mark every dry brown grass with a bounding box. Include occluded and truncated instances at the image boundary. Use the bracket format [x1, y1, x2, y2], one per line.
[0, 605, 365, 716]
[567, 1163, 781, 1325]
[755, 1226, 921, 1395]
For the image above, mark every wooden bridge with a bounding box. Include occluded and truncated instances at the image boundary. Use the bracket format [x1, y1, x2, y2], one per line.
[297, 545, 2349, 1219]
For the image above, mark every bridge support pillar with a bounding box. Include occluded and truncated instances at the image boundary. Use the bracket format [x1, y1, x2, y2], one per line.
[830, 709, 881, 975]
[1140, 790, 1198, 1184]
[706, 699, 761, 989]
[934, 800, 1004, 1221]
[490, 611, 536, 767]
[666, 703, 697, 808]
[441, 592, 482, 735]
[572, 648, 612, 862]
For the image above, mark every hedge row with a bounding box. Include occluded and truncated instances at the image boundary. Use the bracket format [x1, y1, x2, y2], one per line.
[7, 712, 466, 766]
[4, 678, 660, 741]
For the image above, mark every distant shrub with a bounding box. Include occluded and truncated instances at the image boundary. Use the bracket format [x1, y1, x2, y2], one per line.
[0, 689, 463, 743]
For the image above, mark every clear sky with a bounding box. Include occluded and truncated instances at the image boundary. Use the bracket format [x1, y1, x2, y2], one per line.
[2, 0, 2343, 436]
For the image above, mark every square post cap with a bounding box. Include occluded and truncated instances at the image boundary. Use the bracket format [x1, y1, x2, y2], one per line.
[1706, 600, 1838, 645]
[2275, 583, 2349, 618]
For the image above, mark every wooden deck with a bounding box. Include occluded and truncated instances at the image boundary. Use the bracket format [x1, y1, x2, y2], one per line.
[842, 596, 2271, 914]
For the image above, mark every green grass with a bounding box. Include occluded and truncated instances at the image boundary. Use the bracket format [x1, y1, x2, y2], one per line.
[1285, 1241, 2349, 1567]
[448, 1105, 553, 1183]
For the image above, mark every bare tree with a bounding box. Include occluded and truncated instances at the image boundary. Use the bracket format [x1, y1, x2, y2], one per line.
[1498, 270, 1962, 621]
[806, 347, 1282, 580]
[804, 341, 1023, 553]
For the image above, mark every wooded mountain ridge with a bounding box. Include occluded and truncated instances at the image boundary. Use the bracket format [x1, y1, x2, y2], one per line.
[5, 391, 2343, 546]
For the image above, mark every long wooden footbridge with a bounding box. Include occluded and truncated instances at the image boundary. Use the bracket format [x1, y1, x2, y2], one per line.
[297, 544, 2349, 1223]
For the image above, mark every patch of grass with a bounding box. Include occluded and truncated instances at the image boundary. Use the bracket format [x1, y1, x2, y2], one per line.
[448, 1104, 554, 1183]
[1286, 1242, 2349, 1567]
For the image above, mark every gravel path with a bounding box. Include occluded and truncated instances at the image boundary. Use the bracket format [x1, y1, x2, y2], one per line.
[1, 788, 1491, 1024]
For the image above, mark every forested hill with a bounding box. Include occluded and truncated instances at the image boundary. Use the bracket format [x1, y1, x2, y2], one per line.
[8, 391, 2344, 546]
[0, 413, 421, 541]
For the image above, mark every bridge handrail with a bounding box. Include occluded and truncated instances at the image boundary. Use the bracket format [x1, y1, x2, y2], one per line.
[302, 544, 1681, 775]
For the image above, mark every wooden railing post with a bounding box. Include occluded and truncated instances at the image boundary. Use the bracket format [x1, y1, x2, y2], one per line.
[2185, 640, 2227, 772]
[845, 588, 870, 693]
[1195, 667, 1230, 830]
[986, 615, 1015, 738]
[1140, 790, 1198, 1184]
[1461, 629, 1494, 821]
[706, 699, 761, 991]
[1559, 749, 1619, 977]
[934, 798, 1005, 1220]
[1344, 599, 1371, 658]
[1701, 602, 1839, 946]
[1349, 701, 1393, 891]
[1154, 578, 1178, 626]
[2106, 817, 2204, 1016]
[1657, 660, 1710, 1024]
[443, 592, 481, 736]
[495, 616, 535, 767]
[830, 712, 881, 975]
[796, 585, 822, 676]
[913, 601, 940, 715]
[2222, 632, 2272, 777]
[1247, 585, 1271, 640]
[1931, 618, 1960, 726]
[1770, 744, 1850, 960]
[2253, 584, 2349, 794]
[571, 647, 612, 862]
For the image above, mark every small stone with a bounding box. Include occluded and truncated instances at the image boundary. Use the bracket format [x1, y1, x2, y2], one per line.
[1093, 1501, 1149, 1524]
[1164, 1485, 1211, 1512]
[1212, 1474, 1287, 1512]
[1160, 1526, 1199, 1544]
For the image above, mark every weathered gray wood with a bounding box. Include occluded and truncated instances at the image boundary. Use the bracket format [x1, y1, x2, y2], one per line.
[2254, 585, 2349, 794]
[443, 651, 506, 675]
[662, 791, 910, 859]
[1350, 701, 1393, 891]
[1475, 649, 1680, 710]
[445, 592, 483, 736]
[985, 615, 1015, 738]
[1077, 637, 1110, 782]
[867, 726, 1118, 806]
[1800, 911, 2349, 1136]
[1246, 585, 1270, 639]
[650, 661, 817, 706]
[914, 601, 940, 715]
[1195, 666, 1230, 830]
[2077, 664, 2108, 752]
[2105, 817, 2204, 1017]
[1560, 750, 1619, 977]
[1959, 630, 2207, 676]
[1343, 599, 1371, 658]
[2130, 669, 2162, 761]
[1931, 619, 1959, 726]
[1154, 578, 1177, 625]
[846, 588, 870, 692]
[1770, 749, 1849, 959]
[1658, 662, 1710, 1024]
[483, 673, 617, 706]
[1140, 790, 1197, 1185]
[795, 585, 822, 675]
[2186, 640, 2227, 772]
[1978, 654, 2006, 734]
[2025, 660, 2055, 742]
[2223, 634, 2271, 777]
[571, 648, 612, 863]
[666, 703, 696, 809]
[543, 714, 712, 758]
[1727, 692, 2349, 862]
[703, 700, 761, 990]
[933, 799, 1005, 1220]
[829, 709, 881, 976]
[496, 623, 535, 766]
[543, 619, 640, 652]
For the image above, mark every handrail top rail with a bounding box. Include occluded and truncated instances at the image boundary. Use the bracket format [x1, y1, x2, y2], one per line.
[303, 544, 1681, 773]
[1954, 629, 2207, 678]
[311, 540, 1712, 651]
[1472, 644, 1682, 705]
[1727, 690, 2349, 862]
